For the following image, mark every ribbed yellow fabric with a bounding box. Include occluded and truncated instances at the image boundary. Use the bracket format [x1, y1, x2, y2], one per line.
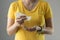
[7, 0, 52, 40]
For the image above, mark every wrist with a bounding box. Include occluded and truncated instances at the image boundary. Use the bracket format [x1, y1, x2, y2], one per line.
[14, 22, 20, 27]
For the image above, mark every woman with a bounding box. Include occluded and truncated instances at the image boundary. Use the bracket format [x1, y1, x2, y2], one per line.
[7, 0, 54, 40]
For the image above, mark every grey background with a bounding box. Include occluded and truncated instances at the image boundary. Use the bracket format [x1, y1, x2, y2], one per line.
[0, 0, 60, 40]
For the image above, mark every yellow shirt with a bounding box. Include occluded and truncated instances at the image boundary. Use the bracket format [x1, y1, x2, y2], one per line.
[8, 0, 53, 40]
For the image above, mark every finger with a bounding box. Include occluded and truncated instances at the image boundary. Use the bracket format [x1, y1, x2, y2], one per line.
[26, 27, 36, 31]
[17, 20, 24, 24]
[20, 15, 26, 18]
[16, 15, 26, 19]
[16, 19, 22, 21]
[16, 16, 27, 20]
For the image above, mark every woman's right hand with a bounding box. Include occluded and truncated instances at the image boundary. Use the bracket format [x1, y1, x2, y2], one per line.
[15, 15, 27, 27]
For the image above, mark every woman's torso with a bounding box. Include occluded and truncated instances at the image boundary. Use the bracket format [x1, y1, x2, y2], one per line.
[14, 0, 46, 40]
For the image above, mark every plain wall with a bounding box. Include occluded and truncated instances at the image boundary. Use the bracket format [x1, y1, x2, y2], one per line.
[0, 0, 60, 40]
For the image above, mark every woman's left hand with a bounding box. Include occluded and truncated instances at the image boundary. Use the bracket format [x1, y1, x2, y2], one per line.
[24, 26, 42, 32]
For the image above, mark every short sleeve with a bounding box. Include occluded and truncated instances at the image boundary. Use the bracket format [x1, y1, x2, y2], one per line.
[7, 2, 17, 19]
[44, 2, 53, 19]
